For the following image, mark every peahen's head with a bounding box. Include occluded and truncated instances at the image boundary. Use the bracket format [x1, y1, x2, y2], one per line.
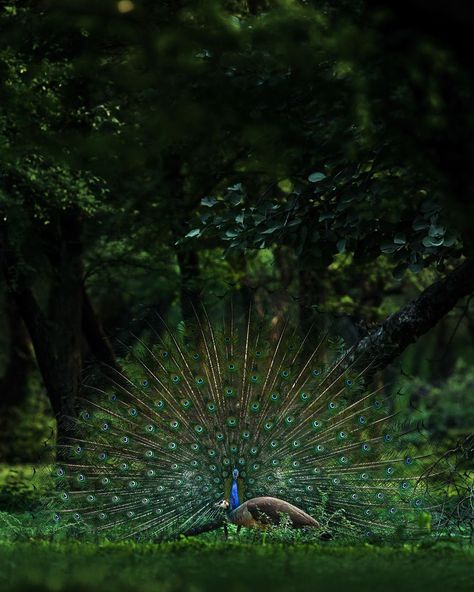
[215, 499, 230, 511]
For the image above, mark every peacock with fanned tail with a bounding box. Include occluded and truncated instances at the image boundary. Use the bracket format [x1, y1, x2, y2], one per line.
[49, 305, 443, 541]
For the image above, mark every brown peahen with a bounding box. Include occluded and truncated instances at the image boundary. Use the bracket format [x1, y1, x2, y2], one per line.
[49, 304, 442, 541]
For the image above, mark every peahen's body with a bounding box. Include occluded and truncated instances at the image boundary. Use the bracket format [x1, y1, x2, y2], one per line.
[51, 305, 441, 541]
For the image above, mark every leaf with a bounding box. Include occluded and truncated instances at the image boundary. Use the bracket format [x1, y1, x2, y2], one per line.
[380, 242, 399, 254]
[408, 262, 424, 273]
[412, 218, 430, 231]
[201, 196, 217, 208]
[393, 233, 406, 245]
[336, 238, 346, 253]
[428, 224, 446, 238]
[308, 172, 326, 183]
[261, 225, 281, 235]
[319, 212, 335, 222]
[422, 236, 444, 247]
[185, 229, 201, 238]
[227, 183, 243, 192]
[393, 263, 407, 280]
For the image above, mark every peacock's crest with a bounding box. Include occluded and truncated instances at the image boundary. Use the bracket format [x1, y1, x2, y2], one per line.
[48, 304, 443, 540]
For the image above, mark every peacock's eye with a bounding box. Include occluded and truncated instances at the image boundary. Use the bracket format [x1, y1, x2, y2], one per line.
[192, 353, 200, 360]
[345, 379, 353, 387]
[358, 415, 366, 425]
[270, 393, 279, 401]
[196, 377, 204, 386]
[129, 408, 138, 417]
[140, 379, 149, 388]
[255, 351, 262, 358]
[312, 369, 321, 377]
[250, 374, 258, 383]
[328, 401, 337, 410]
[281, 370, 290, 378]
[228, 363, 236, 371]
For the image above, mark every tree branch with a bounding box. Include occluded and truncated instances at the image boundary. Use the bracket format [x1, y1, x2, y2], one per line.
[352, 259, 474, 371]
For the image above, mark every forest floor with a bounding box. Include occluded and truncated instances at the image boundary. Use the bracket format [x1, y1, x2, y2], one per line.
[1, 465, 473, 591]
[0, 537, 473, 592]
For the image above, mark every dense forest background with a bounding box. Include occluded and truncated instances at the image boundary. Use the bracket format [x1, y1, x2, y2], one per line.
[0, 0, 473, 475]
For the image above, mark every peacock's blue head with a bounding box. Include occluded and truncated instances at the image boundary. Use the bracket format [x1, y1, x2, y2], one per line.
[232, 468, 239, 480]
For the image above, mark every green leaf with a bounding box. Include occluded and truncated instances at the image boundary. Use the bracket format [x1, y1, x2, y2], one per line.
[394, 233, 406, 245]
[380, 242, 399, 254]
[336, 238, 346, 253]
[201, 196, 217, 208]
[185, 229, 201, 238]
[308, 172, 326, 183]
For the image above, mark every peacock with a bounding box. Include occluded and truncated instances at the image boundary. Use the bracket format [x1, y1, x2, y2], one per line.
[49, 303, 443, 541]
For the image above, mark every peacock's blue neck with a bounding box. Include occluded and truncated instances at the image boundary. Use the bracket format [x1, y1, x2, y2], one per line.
[229, 472, 240, 510]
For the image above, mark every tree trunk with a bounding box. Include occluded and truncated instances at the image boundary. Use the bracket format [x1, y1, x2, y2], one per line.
[1, 210, 84, 443]
[82, 287, 118, 369]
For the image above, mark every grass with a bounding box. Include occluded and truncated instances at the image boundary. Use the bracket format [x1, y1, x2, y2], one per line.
[0, 539, 473, 592]
[1, 465, 473, 591]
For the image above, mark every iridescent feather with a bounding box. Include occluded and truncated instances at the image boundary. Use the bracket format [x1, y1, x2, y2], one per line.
[49, 304, 443, 540]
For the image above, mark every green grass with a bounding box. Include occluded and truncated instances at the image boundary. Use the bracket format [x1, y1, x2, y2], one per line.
[0, 466, 472, 591]
[0, 539, 473, 592]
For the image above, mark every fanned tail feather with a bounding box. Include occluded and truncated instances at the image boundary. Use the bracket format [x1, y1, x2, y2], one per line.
[48, 304, 444, 540]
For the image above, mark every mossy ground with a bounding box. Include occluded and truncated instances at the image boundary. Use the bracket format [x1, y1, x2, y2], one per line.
[0, 538, 473, 592]
[1, 466, 472, 591]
